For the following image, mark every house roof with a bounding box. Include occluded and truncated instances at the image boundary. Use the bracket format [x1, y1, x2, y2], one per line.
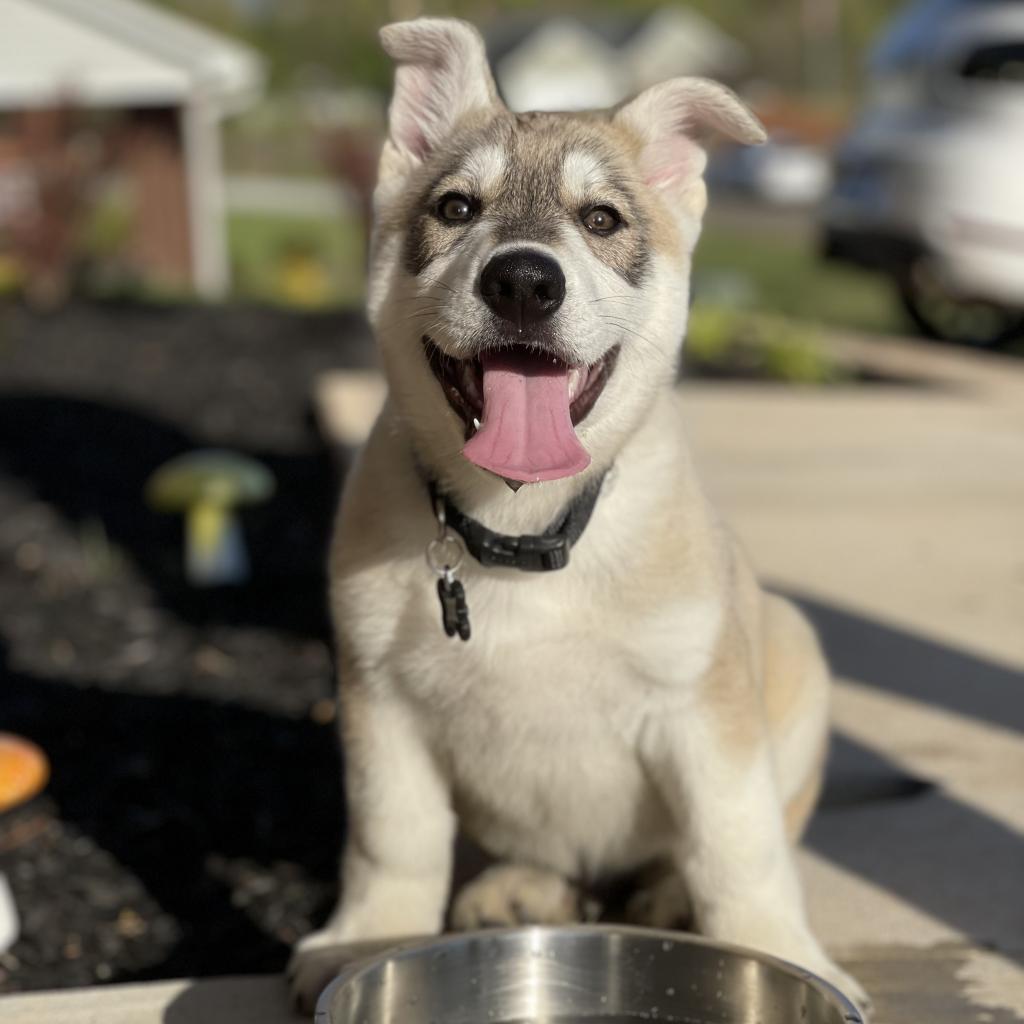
[0, 0, 263, 113]
[486, 11, 646, 67]
[487, 6, 748, 111]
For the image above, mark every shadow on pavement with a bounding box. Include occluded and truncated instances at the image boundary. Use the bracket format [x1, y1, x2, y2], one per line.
[814, 733, 1023, 962]
[163, 975, 304, 1024]
[791, 590, 1023, 735]
[782, 591, 1023, 962]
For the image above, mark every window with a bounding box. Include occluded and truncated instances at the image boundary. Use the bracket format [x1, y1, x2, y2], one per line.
[960, 42, 1024, 84]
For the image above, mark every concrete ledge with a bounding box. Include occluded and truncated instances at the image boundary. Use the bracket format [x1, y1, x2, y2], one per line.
[2, 973, 304, 1024]
[5, 944, 1023, 1023]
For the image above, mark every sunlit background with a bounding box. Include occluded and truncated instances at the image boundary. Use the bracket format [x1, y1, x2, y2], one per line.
[1, 0, 1023, 1014]
[3, 0, 1022, 352]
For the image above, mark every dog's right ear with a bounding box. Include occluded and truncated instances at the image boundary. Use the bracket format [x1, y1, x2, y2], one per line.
[380, 18, 500, 168]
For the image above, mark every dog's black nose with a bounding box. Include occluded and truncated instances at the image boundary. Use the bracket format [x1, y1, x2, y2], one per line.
[479, 249, 566, 330]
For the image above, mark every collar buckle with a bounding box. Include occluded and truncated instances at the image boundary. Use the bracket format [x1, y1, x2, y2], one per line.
[426, 471, 607, 575]
[478, 532, 570, 572]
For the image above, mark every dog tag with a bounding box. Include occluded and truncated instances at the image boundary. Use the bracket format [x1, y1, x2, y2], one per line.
[427, 493, 470, 642]
[437, 571, 471, 641]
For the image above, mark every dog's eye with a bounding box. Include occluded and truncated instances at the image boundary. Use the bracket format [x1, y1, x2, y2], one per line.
[437, 193, 475, 223]
[582, 205, 622, 235]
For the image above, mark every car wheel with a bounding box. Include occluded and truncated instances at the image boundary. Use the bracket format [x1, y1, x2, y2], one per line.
[897, 260, 1024, 348]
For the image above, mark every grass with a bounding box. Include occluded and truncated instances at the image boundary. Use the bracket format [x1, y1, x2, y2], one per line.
[227, 210, 366, 309]
[693, 211, 905, 335]
[685, 304, 847, 384]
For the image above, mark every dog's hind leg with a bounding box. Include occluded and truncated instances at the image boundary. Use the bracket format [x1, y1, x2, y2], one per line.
[451, 863, 600, 930]
[760, 593, 831, 844]
[640, 604, 872, 1018]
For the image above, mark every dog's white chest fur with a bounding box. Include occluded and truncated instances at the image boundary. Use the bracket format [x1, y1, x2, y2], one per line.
[390, 562, 716, 881]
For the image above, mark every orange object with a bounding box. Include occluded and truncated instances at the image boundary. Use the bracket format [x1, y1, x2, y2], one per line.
[0, 733, 49, 814]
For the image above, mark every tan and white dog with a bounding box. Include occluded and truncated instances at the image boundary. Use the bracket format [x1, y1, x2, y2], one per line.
[290, 17, 870, 1017]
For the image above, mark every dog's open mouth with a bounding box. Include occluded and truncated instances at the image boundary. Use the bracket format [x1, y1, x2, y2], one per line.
[423, 337, 619, 484]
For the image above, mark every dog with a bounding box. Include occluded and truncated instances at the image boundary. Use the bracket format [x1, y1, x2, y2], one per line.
[289, 17, 870, 1018]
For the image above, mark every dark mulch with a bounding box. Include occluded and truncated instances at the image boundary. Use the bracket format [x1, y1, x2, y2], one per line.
[0, 300, 377, 992]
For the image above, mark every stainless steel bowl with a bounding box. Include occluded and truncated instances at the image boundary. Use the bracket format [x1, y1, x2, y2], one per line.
[314, 924, 863, 1024]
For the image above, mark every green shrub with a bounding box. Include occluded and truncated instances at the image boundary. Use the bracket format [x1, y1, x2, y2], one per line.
[685, 305, 846, 384]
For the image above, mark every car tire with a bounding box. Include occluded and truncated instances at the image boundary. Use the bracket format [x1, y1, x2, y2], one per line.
[897, 260, 1024, 348]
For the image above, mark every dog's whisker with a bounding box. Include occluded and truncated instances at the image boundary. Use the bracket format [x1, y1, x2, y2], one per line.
[393, 292, 455, 304]
[597, 316, 659, 351]
[597, 313, 655, 338]
[589, 294, 642, 306]
[400, 280, 459, 299]
[377, 306, 448, 329]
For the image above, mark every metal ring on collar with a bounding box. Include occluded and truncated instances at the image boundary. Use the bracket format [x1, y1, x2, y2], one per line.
[426, 534, 464, 576]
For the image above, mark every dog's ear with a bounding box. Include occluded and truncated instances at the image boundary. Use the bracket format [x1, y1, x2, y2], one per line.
[613, 78, 765, 191]
[380, 18, 500, 166]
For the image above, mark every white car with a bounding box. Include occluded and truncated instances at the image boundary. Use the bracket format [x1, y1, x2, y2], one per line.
[822, 0, 1024, 346]
[709, 138, 832, 206]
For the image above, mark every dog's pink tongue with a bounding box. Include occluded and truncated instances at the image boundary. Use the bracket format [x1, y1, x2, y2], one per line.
[462, 349, 590, 483]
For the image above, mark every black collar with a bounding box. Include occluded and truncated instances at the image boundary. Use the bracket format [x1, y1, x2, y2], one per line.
[429, 474, 607, 573]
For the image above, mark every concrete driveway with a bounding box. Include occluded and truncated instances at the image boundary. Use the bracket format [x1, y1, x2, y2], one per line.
[682, 332, 1024, 1022]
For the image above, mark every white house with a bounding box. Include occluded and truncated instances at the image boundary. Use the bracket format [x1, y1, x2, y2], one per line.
[0, 0, 263, 298]
[497, 19, 628, 114]
[492, 7, 748, 113]
[621, 7, 747, 92]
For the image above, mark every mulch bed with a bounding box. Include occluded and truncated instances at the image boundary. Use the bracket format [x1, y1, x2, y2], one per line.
[0, 300, 377, 992]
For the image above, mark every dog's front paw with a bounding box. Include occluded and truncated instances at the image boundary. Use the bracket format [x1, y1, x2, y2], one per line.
[750, 940, 873, 1022]
[451, 863, 599, 930]
[769, 942, 872, 1022]
[288, 929, 355, 1016]
[815, 960, 873, 1023]
[700, 910, 872, 1022]
[287, 929, 404, 1016]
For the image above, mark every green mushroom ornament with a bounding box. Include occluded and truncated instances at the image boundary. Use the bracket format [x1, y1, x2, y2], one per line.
[145, 450, 275, 587]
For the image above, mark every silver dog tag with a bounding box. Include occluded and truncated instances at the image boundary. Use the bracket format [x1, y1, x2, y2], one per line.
[426, 496, 471, 642]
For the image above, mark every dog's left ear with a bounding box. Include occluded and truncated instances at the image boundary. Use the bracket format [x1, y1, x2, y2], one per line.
[614, 78, 766, 191]
[380, 18, 500, 167]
